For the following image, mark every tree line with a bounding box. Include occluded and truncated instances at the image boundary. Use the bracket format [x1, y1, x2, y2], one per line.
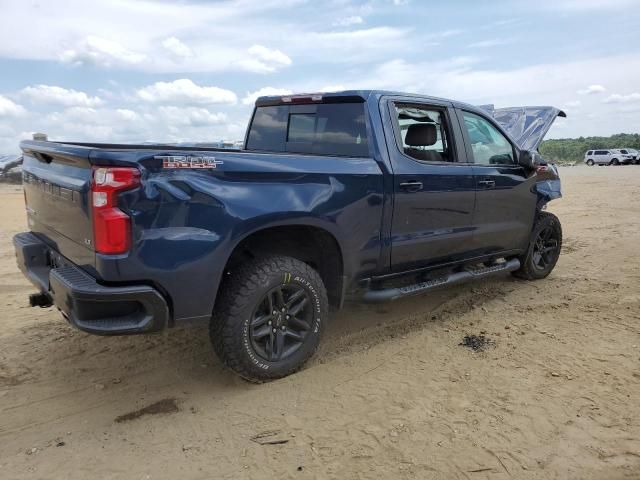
[539, 133, 640, 163]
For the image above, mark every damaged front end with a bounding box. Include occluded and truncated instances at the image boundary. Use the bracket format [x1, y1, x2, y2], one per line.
[533, 154, 562, 208]
[481, 104, 566, 208]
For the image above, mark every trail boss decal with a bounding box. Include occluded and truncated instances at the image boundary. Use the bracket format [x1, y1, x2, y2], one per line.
[155, 155, 223, 169]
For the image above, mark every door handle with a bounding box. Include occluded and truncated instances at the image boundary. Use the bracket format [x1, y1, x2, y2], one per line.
[477, 179, 496, 188]
[399, 181, 423, 192]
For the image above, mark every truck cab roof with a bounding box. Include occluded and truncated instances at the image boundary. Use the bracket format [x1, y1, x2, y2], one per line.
[255, 90, 566, 152]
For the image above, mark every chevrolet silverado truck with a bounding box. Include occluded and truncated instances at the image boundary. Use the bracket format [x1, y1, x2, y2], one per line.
[14, 90, 564, 381]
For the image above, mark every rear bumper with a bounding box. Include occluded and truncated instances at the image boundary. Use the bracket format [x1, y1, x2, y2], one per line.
[13, 232, 169, 335]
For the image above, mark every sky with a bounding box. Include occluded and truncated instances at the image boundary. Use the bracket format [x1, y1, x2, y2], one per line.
[0, 0, 639, 153]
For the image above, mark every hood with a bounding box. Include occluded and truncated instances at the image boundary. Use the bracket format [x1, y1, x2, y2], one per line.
[480, 105, 566, 151]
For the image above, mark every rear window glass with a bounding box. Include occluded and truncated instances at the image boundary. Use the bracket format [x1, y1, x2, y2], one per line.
[288, 113, 316, 143]
[246, 103, 369, 157]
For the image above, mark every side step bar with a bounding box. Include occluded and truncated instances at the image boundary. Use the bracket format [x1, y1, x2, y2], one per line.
[362, 258, 521, 303]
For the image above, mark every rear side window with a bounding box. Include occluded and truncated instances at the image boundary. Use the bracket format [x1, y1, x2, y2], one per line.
[246, 103, 369, 157]
[393, 104, 452, 162]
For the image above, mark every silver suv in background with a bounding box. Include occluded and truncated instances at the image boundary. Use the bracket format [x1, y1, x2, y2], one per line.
[584, 149, 634, 166]
[616, 148, 639, 164]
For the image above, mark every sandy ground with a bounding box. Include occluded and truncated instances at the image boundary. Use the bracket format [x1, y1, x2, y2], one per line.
[0, 166, 639, 480]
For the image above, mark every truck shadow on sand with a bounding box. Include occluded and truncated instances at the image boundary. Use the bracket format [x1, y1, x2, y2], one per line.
[14, 276, 513, 388]
[0, 277, 517, 432]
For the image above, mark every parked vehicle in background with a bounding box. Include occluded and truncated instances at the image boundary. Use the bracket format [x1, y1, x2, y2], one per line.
[0, 154, 23, 183]
[14, 90, 565, 381]
[617, 148, 639, 164]
[584, 149, 633, 166]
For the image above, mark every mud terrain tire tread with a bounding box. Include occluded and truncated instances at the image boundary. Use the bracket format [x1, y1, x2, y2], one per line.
[210, 255, 328, 383]
[512, 211, 562, 281]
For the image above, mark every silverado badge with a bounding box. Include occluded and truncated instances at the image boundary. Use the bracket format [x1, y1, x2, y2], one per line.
[155, 155, 223, 169]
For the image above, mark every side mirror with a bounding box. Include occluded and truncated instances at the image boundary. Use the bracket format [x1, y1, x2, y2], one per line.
[518, 150, 536, 170]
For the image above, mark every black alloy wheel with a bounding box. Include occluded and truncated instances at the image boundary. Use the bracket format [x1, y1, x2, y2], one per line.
[512, 211, 562, 280]
[249, 284, 312, 362]
[532, 225, 560, 271]
[210, 255, 328, 382]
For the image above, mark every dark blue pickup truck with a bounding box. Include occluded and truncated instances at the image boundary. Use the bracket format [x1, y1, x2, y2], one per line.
[14, 90, 564, 381]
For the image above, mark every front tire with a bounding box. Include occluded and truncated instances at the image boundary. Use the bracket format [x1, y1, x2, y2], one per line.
[586, 159, 594, 166]
[512, 212, 562, 280]
[210, 255, 328, 382]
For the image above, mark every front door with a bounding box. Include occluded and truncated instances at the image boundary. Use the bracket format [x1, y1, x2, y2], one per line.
[386, 100, 476, 272]
[458, 109, 537, 255]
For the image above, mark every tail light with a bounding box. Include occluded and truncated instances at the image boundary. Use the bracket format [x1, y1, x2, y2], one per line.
[91, 167, 140, 254]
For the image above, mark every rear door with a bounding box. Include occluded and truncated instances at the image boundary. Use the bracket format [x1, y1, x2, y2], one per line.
[594, 150, 608, 163]
[457, 109, 537, 255]
[384, 98, 476, 272]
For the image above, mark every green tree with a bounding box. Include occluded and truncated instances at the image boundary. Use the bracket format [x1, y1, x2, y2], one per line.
[539, 133, 640, 164]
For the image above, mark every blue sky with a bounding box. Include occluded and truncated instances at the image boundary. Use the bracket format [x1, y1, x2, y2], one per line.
[0, 0, 639, 153]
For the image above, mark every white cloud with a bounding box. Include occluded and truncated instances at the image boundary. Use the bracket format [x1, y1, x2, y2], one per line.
[316, 26, 408, 44]
[21, 85, 103, 107]
[137, 79, 237, 105]
[0, 1, 302, 75]
[47, 107, 99, 124]
[46, 106, 140, 125]
[157, 106, 227, 127]
[333, 16, 364, 27]
[603, 93, 640, 104]
[26, 104, 230, 147]
[577, 84, 606, 95]
[237, 45, 292, 74]
[60, 36, 147, 67]
[0, 95, 26, 117]
[318, 53, 640, 138]
[392, 0, 409, 5]
[301, 27, 411, 63]
[162, 37, 194, 59]
[242, 87, 293, 105]
[116, 109, 140, 122]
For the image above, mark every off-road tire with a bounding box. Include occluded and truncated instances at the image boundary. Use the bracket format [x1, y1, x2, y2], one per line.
[512, 212, 562, 280]
[210, 255, 328, 382]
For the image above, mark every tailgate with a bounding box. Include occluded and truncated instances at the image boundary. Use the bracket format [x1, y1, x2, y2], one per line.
[20, 142, 95, 267]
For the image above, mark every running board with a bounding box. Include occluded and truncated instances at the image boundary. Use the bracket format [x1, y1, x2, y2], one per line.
[362, 258, 521, 303]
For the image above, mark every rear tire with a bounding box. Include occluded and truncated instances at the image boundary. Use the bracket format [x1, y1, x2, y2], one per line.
[210, 255, 328, 382]
[512, 212, 562, 280]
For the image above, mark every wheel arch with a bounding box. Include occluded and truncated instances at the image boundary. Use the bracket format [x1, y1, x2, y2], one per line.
[218, 221, 346, 308]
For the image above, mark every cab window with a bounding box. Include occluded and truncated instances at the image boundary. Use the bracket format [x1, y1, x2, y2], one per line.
[393, 104, 453, 162]
[462, 111, 515, 165]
